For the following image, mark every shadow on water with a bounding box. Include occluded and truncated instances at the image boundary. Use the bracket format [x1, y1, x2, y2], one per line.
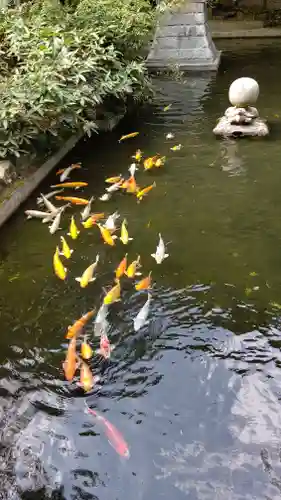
[2, 42, 281, 499]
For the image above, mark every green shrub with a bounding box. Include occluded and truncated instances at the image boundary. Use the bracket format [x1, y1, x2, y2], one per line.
[0, 0, 155, 158]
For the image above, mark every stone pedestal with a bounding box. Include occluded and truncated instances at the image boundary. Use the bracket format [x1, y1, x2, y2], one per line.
[146, 0, 221, 71]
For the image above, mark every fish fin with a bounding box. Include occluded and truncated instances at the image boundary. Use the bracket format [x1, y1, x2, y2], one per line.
[112, 235, 118, 239]
[164, 253, 169, 258]
[128, 237, 133, 241]
[26, 215, 32, 219]
[93, 375, 101, 384]
[75, 277, 81, 282]
[110, 344, 116, 351]
[151, 253, 156, 259]
[89, 278, 96, 283]
[135, 272, 142, 276]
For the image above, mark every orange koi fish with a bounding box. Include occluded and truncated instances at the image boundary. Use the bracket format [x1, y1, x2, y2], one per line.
[135, 272, 152, 291]
[86, 403, 130, 458]
[132, 149, 142, 162]
[66, 310, 96, 339]
[63, 335, 78, 381]
[105, 175, 122, 184]
[97, 224, 117, 246]
[115, 254, 127, 279]
[81, 337, 93, 360]
[103, 279, 121, 305]
[126, 175, 139, 194]
[119, 132, 139, 142]
[82, 213, 105, 229]
[79, 360, 99, 392]
[51, 182, 88, 189]
[96, 333, 115, 359]
[125, 255, 141, 278]
[136, 182, 156, 201]
[55, 196, 89, 206]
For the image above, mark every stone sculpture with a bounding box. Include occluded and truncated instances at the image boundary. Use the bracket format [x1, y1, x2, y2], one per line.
[213, 77, 269, 138]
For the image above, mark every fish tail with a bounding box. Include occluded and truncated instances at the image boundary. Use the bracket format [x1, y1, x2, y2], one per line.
[75, 277, 81, 282]
[151, 253, 156, 259]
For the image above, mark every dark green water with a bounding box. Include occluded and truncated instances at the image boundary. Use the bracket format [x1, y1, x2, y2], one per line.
[2, 41, 281, 499]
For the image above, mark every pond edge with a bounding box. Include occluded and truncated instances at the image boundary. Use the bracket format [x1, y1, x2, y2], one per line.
[0, 113, 124, 230]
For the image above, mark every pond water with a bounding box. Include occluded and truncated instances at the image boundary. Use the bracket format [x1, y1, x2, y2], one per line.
[2, 40, 281, 500]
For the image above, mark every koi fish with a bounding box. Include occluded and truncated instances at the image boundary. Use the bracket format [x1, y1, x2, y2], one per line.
[94, 302, 109, 337]
[135, 272, 152, 291]
[104, 212, 120, 232]
[60, 236, 73, 259]
[75, 254, 99, 288]
[99, 193, 112, 201]
[103, 279, 121, 305]
[105, 175, 122, 184]
[81, 337, 93, 360]
[125, 255, 141, 278]
[97, 224, 117, 246]
[155, 156, 166, 168]
[68, 216, 80, 240]
[85, 403, 130, 459]
[81, 196, 94, 221]
[115, 254, 127, 279]
[151, 233, 169, 264]
[144, 156, 158, 171]
[132, 149, 142, 162]
[165, 132, 174, 139]
[39, 193, 60, 215]
[51, 182, 88, 189]
[25, 209, 53, 220]
[66, 309, 96, 339]
[55, 196, 89, 205]
[37, 189, 64, 207]
[119, 132, 139, 142]
[170, 144, 182, 151]
[53, 246, 67, 281]
[136, 182, 156, 201]
[56, 163, 81, 182]
[96, 333, 115, 359]
[106, 179, 124, 193]
[128, 163, 138, 177]
[126, 175, 138, 194]
[79, 360, 99, 392]
[120, 219, 133, 245]
[48, 206, 65, 235]
[82, 213, 105, 229]
[63, 335, 78, 381]
[134, 292, 152, 332]
[163, 104, 172, 112]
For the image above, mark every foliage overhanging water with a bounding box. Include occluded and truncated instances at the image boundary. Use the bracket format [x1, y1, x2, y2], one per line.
[2, 41, 281, 499]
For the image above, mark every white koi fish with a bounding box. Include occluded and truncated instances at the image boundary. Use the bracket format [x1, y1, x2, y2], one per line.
[166, 133, 174, 139]
[81, 196, 94, 221]
[94, 302, 109, 337]
[75, 254, 99, 288]
[25, 209, 53, 220]
[40, 193, 60, 215]
[42, 203, 69, 223]
[36, 189, 64, 207]
[99, 193, 112, 201]
[48, 207, 65, 234]
[128, 163, 138, 177]
[104, 212, 120, 232]
[133, 293, 152, 332]
[151, 233, 169, 264]
[106, 180, 123, 193]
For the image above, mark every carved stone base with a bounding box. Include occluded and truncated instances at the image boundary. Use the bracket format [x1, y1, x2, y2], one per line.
[213, 116, 269, 138]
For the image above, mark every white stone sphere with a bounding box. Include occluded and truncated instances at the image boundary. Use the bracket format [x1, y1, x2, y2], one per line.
[228, 77, 259, 107]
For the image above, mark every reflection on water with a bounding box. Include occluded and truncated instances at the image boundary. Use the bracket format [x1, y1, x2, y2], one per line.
[2, 41, 281, 499]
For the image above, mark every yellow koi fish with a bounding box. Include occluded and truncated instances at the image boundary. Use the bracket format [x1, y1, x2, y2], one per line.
[81, 337, 93, 360]
[163, 104, 172, 112]
[103, 279, 121, 305]
[105, 175, 122, 184]
[82, 213, 105, 229]
[68, 216, 80, 240]
[170, 144, 182, 151]
[119, 132, 139, 142]
[155, 156, 166, 167]
[60, 236, 73, 259]
[51, 182, 88, 189]
[53, 246, 67, 281]
[144, 156, 158, 171]
[132, 149, 142, 162]
[135, 272, 152, 291]
[97, 224, 117, 246]
[136, 182, 156, 201]
[125, 255, 141, 278]
[79, 360, 99, 392]
[75, 254, 99, 288]
[120, 219, 133, 245]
